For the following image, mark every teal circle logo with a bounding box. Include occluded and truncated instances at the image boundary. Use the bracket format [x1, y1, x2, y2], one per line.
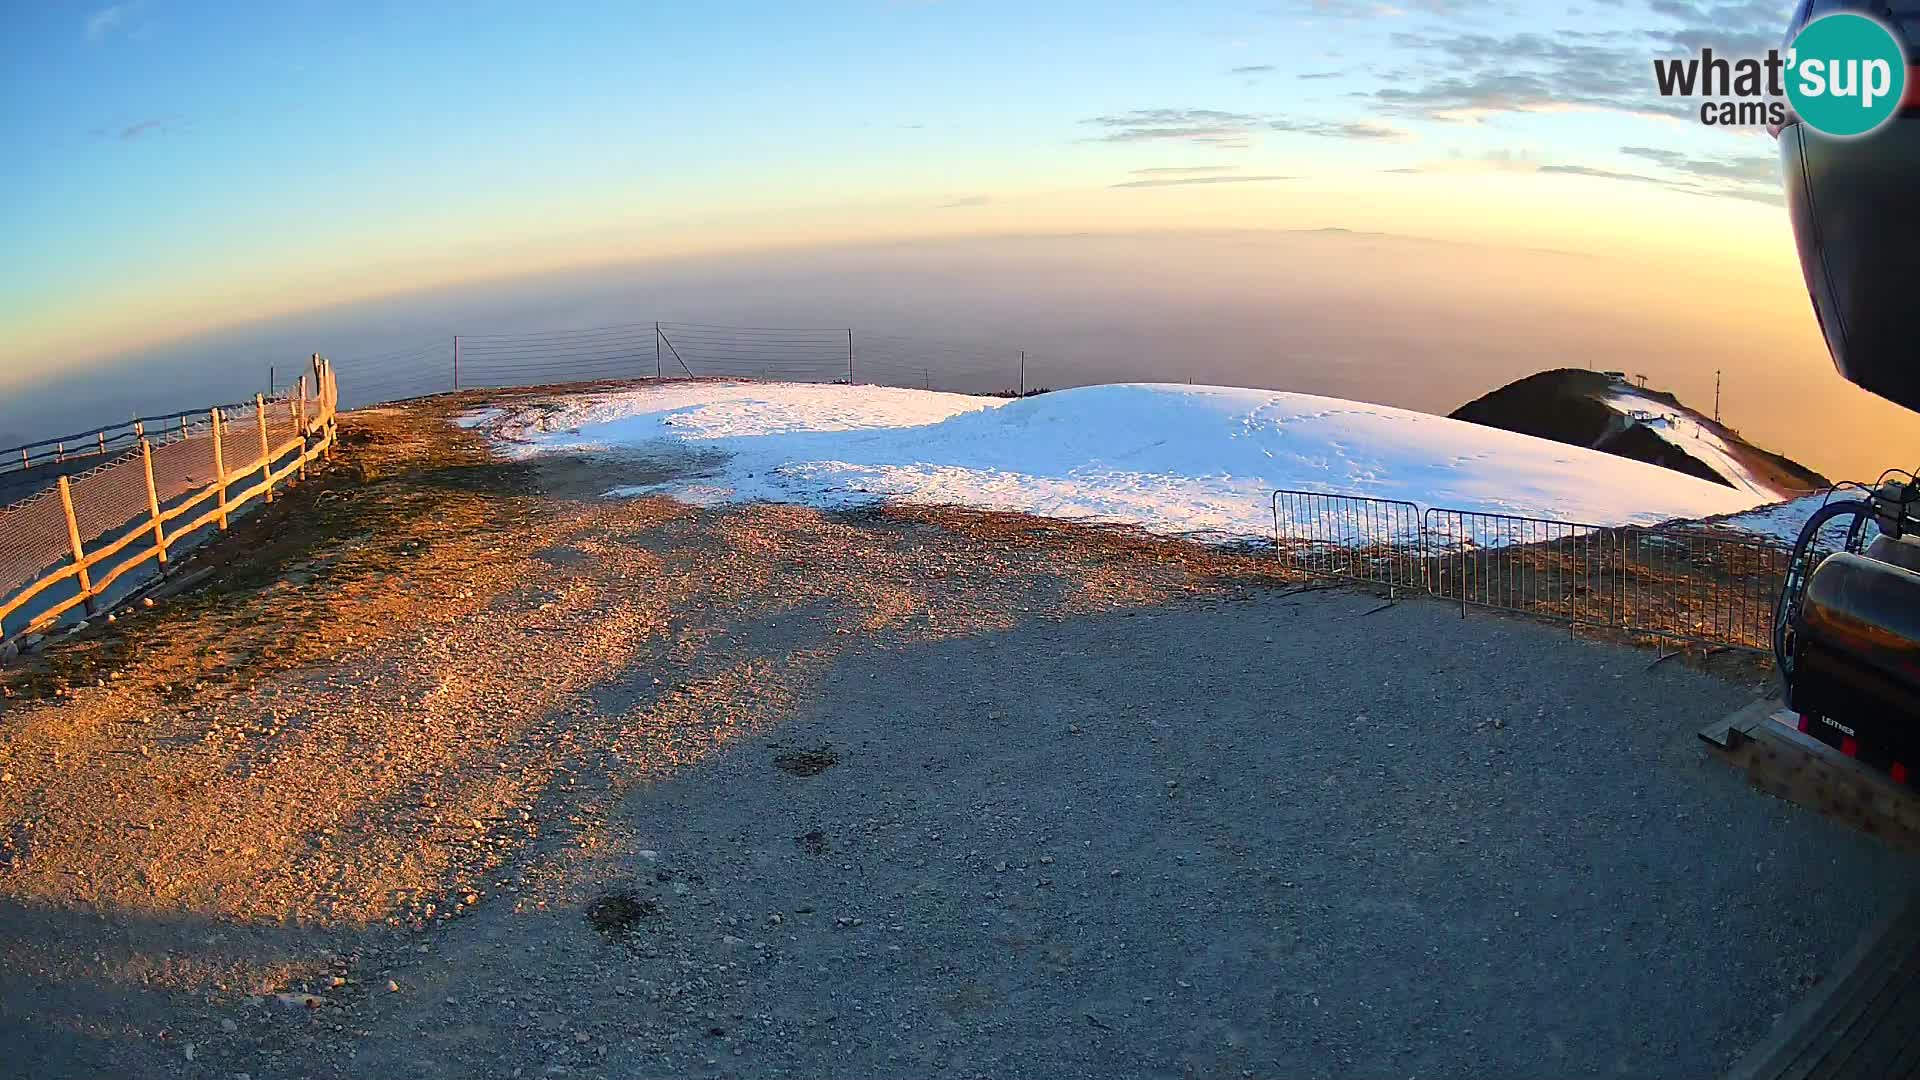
[1787, 12, 1907, 137]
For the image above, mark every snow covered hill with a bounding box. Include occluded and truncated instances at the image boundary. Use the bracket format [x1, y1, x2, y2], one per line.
[465, 380, 1774, 542]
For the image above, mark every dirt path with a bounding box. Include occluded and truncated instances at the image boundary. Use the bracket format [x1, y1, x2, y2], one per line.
[0, 389, 1912, 1078]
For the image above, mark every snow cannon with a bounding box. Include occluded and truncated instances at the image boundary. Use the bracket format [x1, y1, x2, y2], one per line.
[1773, 3, 1920, 778]
[1778, 476, 1920, 773]
[1779, 0, 1920, 414]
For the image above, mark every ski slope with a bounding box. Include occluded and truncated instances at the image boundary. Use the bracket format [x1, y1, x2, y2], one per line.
[1602, 388, 1778, 498]
[467, 381, 1774, 541]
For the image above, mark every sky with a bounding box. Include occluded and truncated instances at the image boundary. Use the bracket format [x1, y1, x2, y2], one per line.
[8, 0, 1916, 479]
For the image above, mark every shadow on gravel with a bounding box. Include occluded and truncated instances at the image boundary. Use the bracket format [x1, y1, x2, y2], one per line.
[0, 897, 354, 1079]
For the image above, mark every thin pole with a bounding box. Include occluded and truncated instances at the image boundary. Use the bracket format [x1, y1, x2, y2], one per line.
[847, 329, 854, 384]
[255, 393, 274, 504]
[142, 439, 168, 573]
[658, 329, 693, 377]
[453, 336, 461, 392]
[656, 322, 663, 378]
[1020, 351, 1026, 397]
[211, 408, 229, 530]
[270, 365, 276, 398]
[58, 476, 95, 617]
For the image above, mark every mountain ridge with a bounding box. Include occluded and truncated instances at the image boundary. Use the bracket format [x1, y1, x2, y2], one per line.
[1449, 368, 1827, 502]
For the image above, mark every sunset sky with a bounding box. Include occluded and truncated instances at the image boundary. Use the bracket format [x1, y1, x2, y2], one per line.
[3, 0, 1805, 372]
[21, 0, 1911, 483]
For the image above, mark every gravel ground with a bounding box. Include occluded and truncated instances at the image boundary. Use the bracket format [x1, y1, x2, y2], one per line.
[2, 393, 1916, 1079]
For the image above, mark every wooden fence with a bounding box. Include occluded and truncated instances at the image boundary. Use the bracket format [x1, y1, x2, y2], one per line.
[0, 357, 338, 652]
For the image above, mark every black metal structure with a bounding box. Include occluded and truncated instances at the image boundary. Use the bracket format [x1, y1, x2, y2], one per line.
[1775, 1, 1920, 780]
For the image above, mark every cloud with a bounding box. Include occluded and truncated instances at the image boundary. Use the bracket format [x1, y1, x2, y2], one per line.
[1231, 64, 1277, 74]
[1081, 109, 1264, 146]
[1537, 163, 1669, 184]
[1704, 185, 1784, 205]
[937, 195, 990, 208]
[1109, 173, 1298, 189]
[1128, 166, 1238, 176]
[118, 119, 167, 140]
[1642, 0, 1789, 59]
[1535, 156, 1783, 205]
[1082, 108, 1405, 148]
[1374, 30, 1699, 122]
[1615, 143, 1784, 203]
[1620, 145, 1778, 185]
[1298, 71, 1344, 80]
[85, 4, 130, 41]
[1270, 117, 1408, 140]
[1273, 0, 1439, 16]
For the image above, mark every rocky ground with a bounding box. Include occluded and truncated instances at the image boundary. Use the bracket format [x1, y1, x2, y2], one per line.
[0, 388, 1914, 1079]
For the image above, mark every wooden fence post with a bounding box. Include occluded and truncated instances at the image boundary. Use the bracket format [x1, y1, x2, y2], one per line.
[58, 476, 96, 617]
[255, 393, 274, 504]
[142, 439, 168, 573]
[211, 408, 229, 530]
[324, 360, 336, 460]
[296, 375, 309, 480]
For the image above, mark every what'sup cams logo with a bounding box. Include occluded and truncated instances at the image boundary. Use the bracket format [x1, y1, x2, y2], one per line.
[1653, 11, 1908, 136]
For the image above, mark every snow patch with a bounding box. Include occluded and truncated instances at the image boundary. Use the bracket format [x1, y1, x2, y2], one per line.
[465, 381, 1774, 541]
[1700, 492, 1843, 546]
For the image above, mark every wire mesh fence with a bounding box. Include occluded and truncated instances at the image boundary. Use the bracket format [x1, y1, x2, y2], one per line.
[1273, 490, 1792, 652]
[0, 491, 72, 629]
[0, 360, 339, 650]
[0, 399, 263, 479]
[321, 320, 1041, 411]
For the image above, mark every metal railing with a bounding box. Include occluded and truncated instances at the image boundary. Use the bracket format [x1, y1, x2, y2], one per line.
[1271, 490, 1427, 593]
[0, 358, 339, 651]
[0, 401, 265, 479]
[1272, 488, 1791, 652]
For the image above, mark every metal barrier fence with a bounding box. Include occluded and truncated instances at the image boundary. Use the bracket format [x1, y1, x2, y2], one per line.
[0, 358, 338, 651]
[1272, 489, 1790, 652]
[1271, 490, 1427, 593]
